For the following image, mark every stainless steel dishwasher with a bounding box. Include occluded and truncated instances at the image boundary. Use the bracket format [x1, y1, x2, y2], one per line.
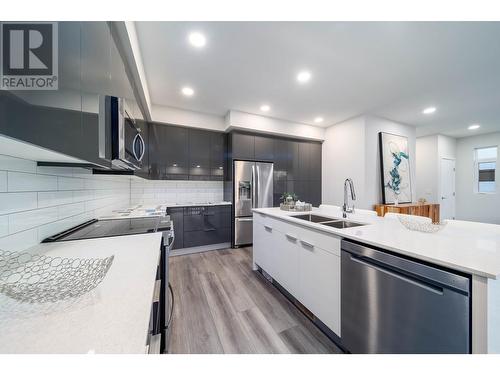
[341, 240, 471, 354]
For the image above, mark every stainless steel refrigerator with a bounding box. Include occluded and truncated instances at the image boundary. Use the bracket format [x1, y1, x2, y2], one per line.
[233, 160, 273, 246]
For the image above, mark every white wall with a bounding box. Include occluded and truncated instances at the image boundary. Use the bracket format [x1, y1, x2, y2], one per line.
[151, 106, 326, 141]
[456, 132, 500, 224]
[322, 115, 416, 210]
[152, 104, 226, 131]
[226, 110, 325, 141]
[416, 135, 439, 202]
[0, 154, 131, 252]
[416, 134, 457, 204]
[322, 116, 366, 207]
[130, 178, 223, 206]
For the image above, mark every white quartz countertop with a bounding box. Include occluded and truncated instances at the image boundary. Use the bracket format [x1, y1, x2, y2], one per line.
[99, 202, 232, 220]
[0, 232, 163, 354]
[253, 207, 500, 279]
[162, 201, 232, 208]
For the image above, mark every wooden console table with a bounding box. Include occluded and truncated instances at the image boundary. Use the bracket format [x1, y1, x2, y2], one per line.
[374, 203, 440, 223]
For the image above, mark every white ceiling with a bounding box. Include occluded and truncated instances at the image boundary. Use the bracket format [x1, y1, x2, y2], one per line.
[135, 22, 500, 138]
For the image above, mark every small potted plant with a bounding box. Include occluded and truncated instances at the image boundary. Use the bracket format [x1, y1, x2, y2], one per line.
[280, 192, 298, 210]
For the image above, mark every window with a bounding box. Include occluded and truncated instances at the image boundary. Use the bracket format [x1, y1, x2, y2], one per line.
[475, 146, 497, 193]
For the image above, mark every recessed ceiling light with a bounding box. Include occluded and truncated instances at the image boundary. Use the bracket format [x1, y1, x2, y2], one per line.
[260, 104, 270, 112]
[314, 117, 324, 124]
[188, 32, 206, 48]
[422, 107, 436, 114]
[181, 87, 194, 97]
[297, 70, 311, 83]
[468, 124, 480, 130]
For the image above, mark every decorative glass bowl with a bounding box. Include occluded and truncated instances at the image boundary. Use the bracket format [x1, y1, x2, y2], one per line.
[0, 249, 114, 304]
[397, 216, 446, 233]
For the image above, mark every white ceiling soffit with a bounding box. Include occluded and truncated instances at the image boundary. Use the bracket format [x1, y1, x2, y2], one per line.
[0, 134, 91, 164]
[111, 22, 152, 121]
[135, 22, 500, 138]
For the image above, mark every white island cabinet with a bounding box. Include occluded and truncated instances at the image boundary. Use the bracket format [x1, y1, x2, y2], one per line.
[253, 211, 341, 336]
[252, 206, 500, 354]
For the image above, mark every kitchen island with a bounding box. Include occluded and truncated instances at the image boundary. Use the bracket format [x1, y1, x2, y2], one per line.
[0, 232, 163, 354]
[252, 207, 500, 354]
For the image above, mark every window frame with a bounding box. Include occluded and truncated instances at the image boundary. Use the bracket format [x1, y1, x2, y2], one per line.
[474, 146, 497, 194]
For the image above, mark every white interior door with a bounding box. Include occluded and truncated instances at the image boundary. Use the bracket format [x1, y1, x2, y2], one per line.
[440, 158, 456, 220]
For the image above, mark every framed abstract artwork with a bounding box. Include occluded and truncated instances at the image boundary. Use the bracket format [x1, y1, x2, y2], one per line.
[379, 132, 412, 204]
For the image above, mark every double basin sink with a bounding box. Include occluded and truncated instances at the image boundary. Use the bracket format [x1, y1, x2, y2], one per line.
[292, 214, 366, 229]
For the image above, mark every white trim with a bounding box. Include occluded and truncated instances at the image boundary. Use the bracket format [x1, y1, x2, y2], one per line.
[472, 274, 488, 353]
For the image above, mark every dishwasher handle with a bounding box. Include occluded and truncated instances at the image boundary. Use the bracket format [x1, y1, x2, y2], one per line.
[341, 240, 470, 295]
[349, 254, 444, 295]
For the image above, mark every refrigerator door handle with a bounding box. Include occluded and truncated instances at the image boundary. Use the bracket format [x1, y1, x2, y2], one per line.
[251, 164, 256, 208]
[255, 164, 259, 208]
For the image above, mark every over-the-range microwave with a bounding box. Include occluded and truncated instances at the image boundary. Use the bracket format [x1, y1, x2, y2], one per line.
[109, 96, 145, 170]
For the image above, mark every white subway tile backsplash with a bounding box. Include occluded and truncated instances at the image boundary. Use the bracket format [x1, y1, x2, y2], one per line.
[0, 192, 38, 215]
[8, 172, 57, 192]
[72, 190, 94, 202]
[0, 229, 38, 252]
[0, 155, 36, 173]
[36, 166, 74, 176]
[8, 207, 59, 234]
[130, 179, 223, 206]
[38, 191, 74, 208]
[58, 202, 85, 219]
[0, 156, 130, 252]
[0, 216, 8, 237]
[58, 176, 85, 190]
[0, 171, 6, 192]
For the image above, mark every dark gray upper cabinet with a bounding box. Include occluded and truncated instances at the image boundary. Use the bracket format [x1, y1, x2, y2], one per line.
[0, 22, 83, 161]
[254, 135, 274, 161]
[297, 142, 311, 180]
[274, 138, 299, 181]
[146, 123, 226, 181]
[0, 21, 143, 168]
[149, 123, 189, 179]
[148, 123, 164, 179]
[81, 22, 112, 166]
[189, 129, 211, 179]
[210, 132, 225, 180]
[231, 133, 255, 160]
[165, 125, 189, 178]
[308, 180, 322, 207]
[309, 142, 322, 181]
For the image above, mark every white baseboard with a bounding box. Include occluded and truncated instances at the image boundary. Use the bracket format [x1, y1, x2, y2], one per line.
[169, 242, 231, 257]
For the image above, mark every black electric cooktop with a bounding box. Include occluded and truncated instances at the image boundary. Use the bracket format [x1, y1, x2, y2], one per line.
[42, 217, 162, 242]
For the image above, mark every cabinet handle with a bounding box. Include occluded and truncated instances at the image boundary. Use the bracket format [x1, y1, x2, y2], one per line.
[264, 225, 273, 231]
[300, 240, 314, 249]
[285, 233, 297, 241]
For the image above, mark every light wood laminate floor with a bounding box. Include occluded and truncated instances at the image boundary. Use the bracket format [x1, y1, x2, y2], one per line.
[168, 247, 342, 354]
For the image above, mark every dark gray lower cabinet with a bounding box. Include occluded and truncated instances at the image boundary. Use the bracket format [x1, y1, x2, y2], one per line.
[168, 208, 184, 250]
[167, 205, 231, 250]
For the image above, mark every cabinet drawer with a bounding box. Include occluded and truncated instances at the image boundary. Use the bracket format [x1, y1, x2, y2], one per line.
[183, 227, 230, 248]
[298, 244, 341, 335]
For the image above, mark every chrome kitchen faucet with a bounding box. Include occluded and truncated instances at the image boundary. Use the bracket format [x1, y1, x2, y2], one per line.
[342, 178, 356, 218]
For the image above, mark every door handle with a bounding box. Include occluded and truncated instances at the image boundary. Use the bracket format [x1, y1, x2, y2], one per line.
[349, 255, 444, 295]
[300, 240, 314, 249]
[264, 225, 273, 231]
[285, 233, 298, 241]
[237, 218, 253, 222]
